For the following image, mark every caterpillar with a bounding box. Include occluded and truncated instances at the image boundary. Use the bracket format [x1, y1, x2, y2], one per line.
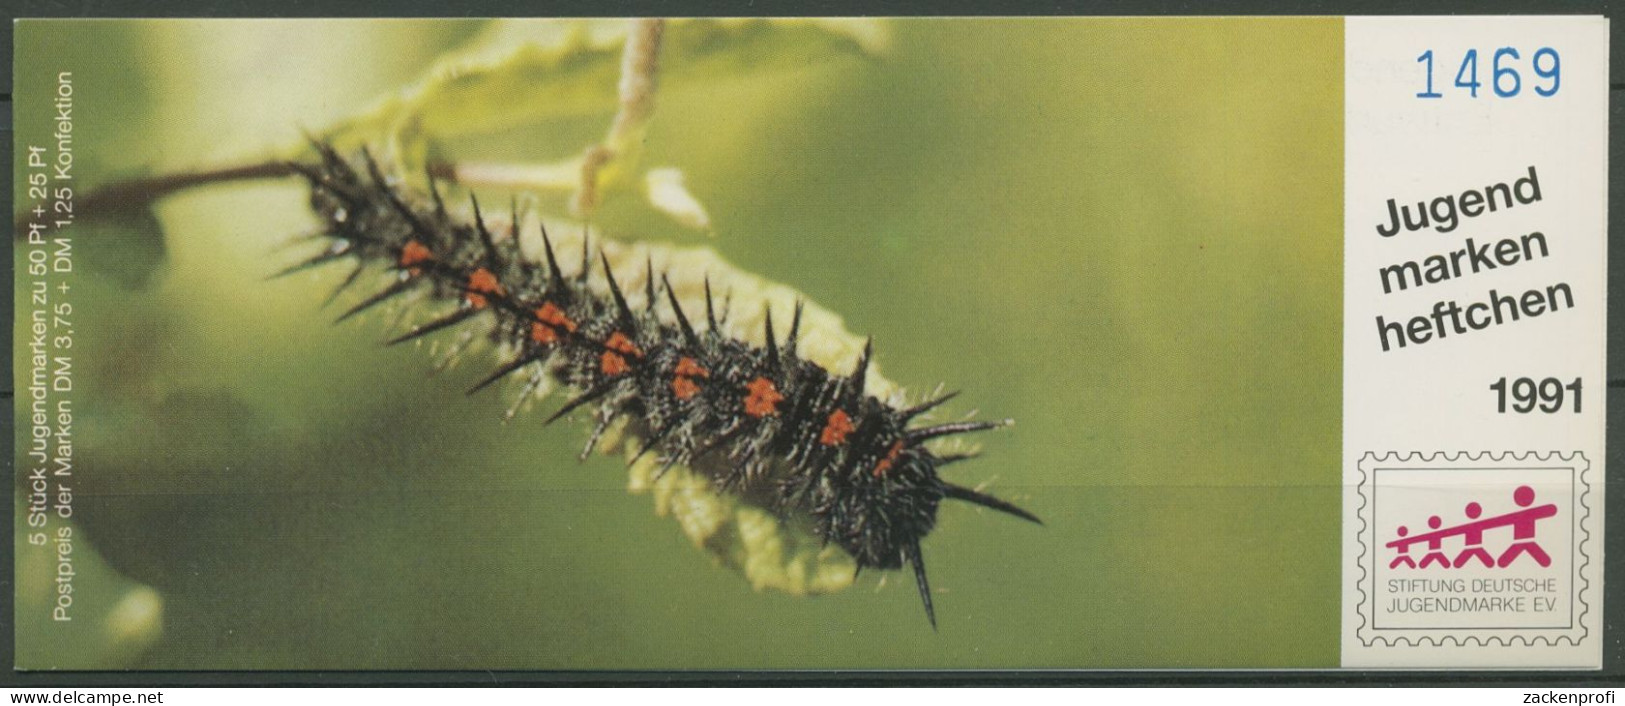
[281, 143, 1041, 627]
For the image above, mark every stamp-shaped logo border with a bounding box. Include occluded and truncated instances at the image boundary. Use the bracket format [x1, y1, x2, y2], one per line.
[1355, 451, 1593, 647]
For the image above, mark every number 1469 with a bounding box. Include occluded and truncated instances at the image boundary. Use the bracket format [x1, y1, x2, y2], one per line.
[1417, 47, 1560, 98]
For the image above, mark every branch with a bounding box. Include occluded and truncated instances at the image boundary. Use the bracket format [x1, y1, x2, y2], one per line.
[572, 18, 666, 217]
[13, 160, 297, 240]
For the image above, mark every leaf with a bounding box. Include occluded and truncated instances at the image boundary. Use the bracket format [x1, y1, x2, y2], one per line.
[393, 210, 891, 595]
[627, 452, 858, 597]
[324, 18, 890, 164]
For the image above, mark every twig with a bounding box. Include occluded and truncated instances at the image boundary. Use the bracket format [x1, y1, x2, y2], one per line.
[12, 160, 297, 240]
[608, 18, 665, 150]
[572, 18, 666, 217]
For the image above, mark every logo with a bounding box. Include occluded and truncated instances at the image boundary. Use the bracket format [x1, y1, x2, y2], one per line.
[1386, 485, 1556, 570]
[1355, 452, 1591, 647]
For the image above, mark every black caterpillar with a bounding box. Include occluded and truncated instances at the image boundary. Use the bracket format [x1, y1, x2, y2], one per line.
[282, 143, 1040, 627]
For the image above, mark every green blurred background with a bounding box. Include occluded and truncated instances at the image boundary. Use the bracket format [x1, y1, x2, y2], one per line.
[13, 18, 1343, 669]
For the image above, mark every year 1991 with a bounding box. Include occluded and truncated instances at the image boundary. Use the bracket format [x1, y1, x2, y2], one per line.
[1490, 377, 1581, 414]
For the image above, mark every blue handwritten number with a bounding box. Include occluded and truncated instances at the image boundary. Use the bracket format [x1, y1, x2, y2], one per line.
[1452, 49, 1480, 97]
[1533, 47, 1561, 96]
[1416, 47, 1561, 99]
[1416, 50, 1442, 98]
[1493, 47, 1521, 97]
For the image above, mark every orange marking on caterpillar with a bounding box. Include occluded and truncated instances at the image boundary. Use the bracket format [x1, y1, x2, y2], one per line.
[530, 323, 559, 345]
[605, 332, 642, 357]
[819, 409, 856, 446]
[671, 357, 708, 400]
[399, 240, 433, 271]
[672, 376, 702, 400]
[873, 440, 905, 477]
[601, 351, 630, 376]
[536, 302, 578, 333]
[743, 377, 783, 418]
[464, 267, 504, 308]
[674, 357, 709, 378]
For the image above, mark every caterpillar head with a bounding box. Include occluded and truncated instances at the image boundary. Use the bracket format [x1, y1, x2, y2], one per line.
[817, 414, 1040, 629]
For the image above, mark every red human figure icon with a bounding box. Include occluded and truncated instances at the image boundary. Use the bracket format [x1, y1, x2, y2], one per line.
[1453, 502, 1495, 568]
[1418, 515, 1451, 569]
[1389, 526, 1417, 569]
[1497, 486, 1555, 568]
